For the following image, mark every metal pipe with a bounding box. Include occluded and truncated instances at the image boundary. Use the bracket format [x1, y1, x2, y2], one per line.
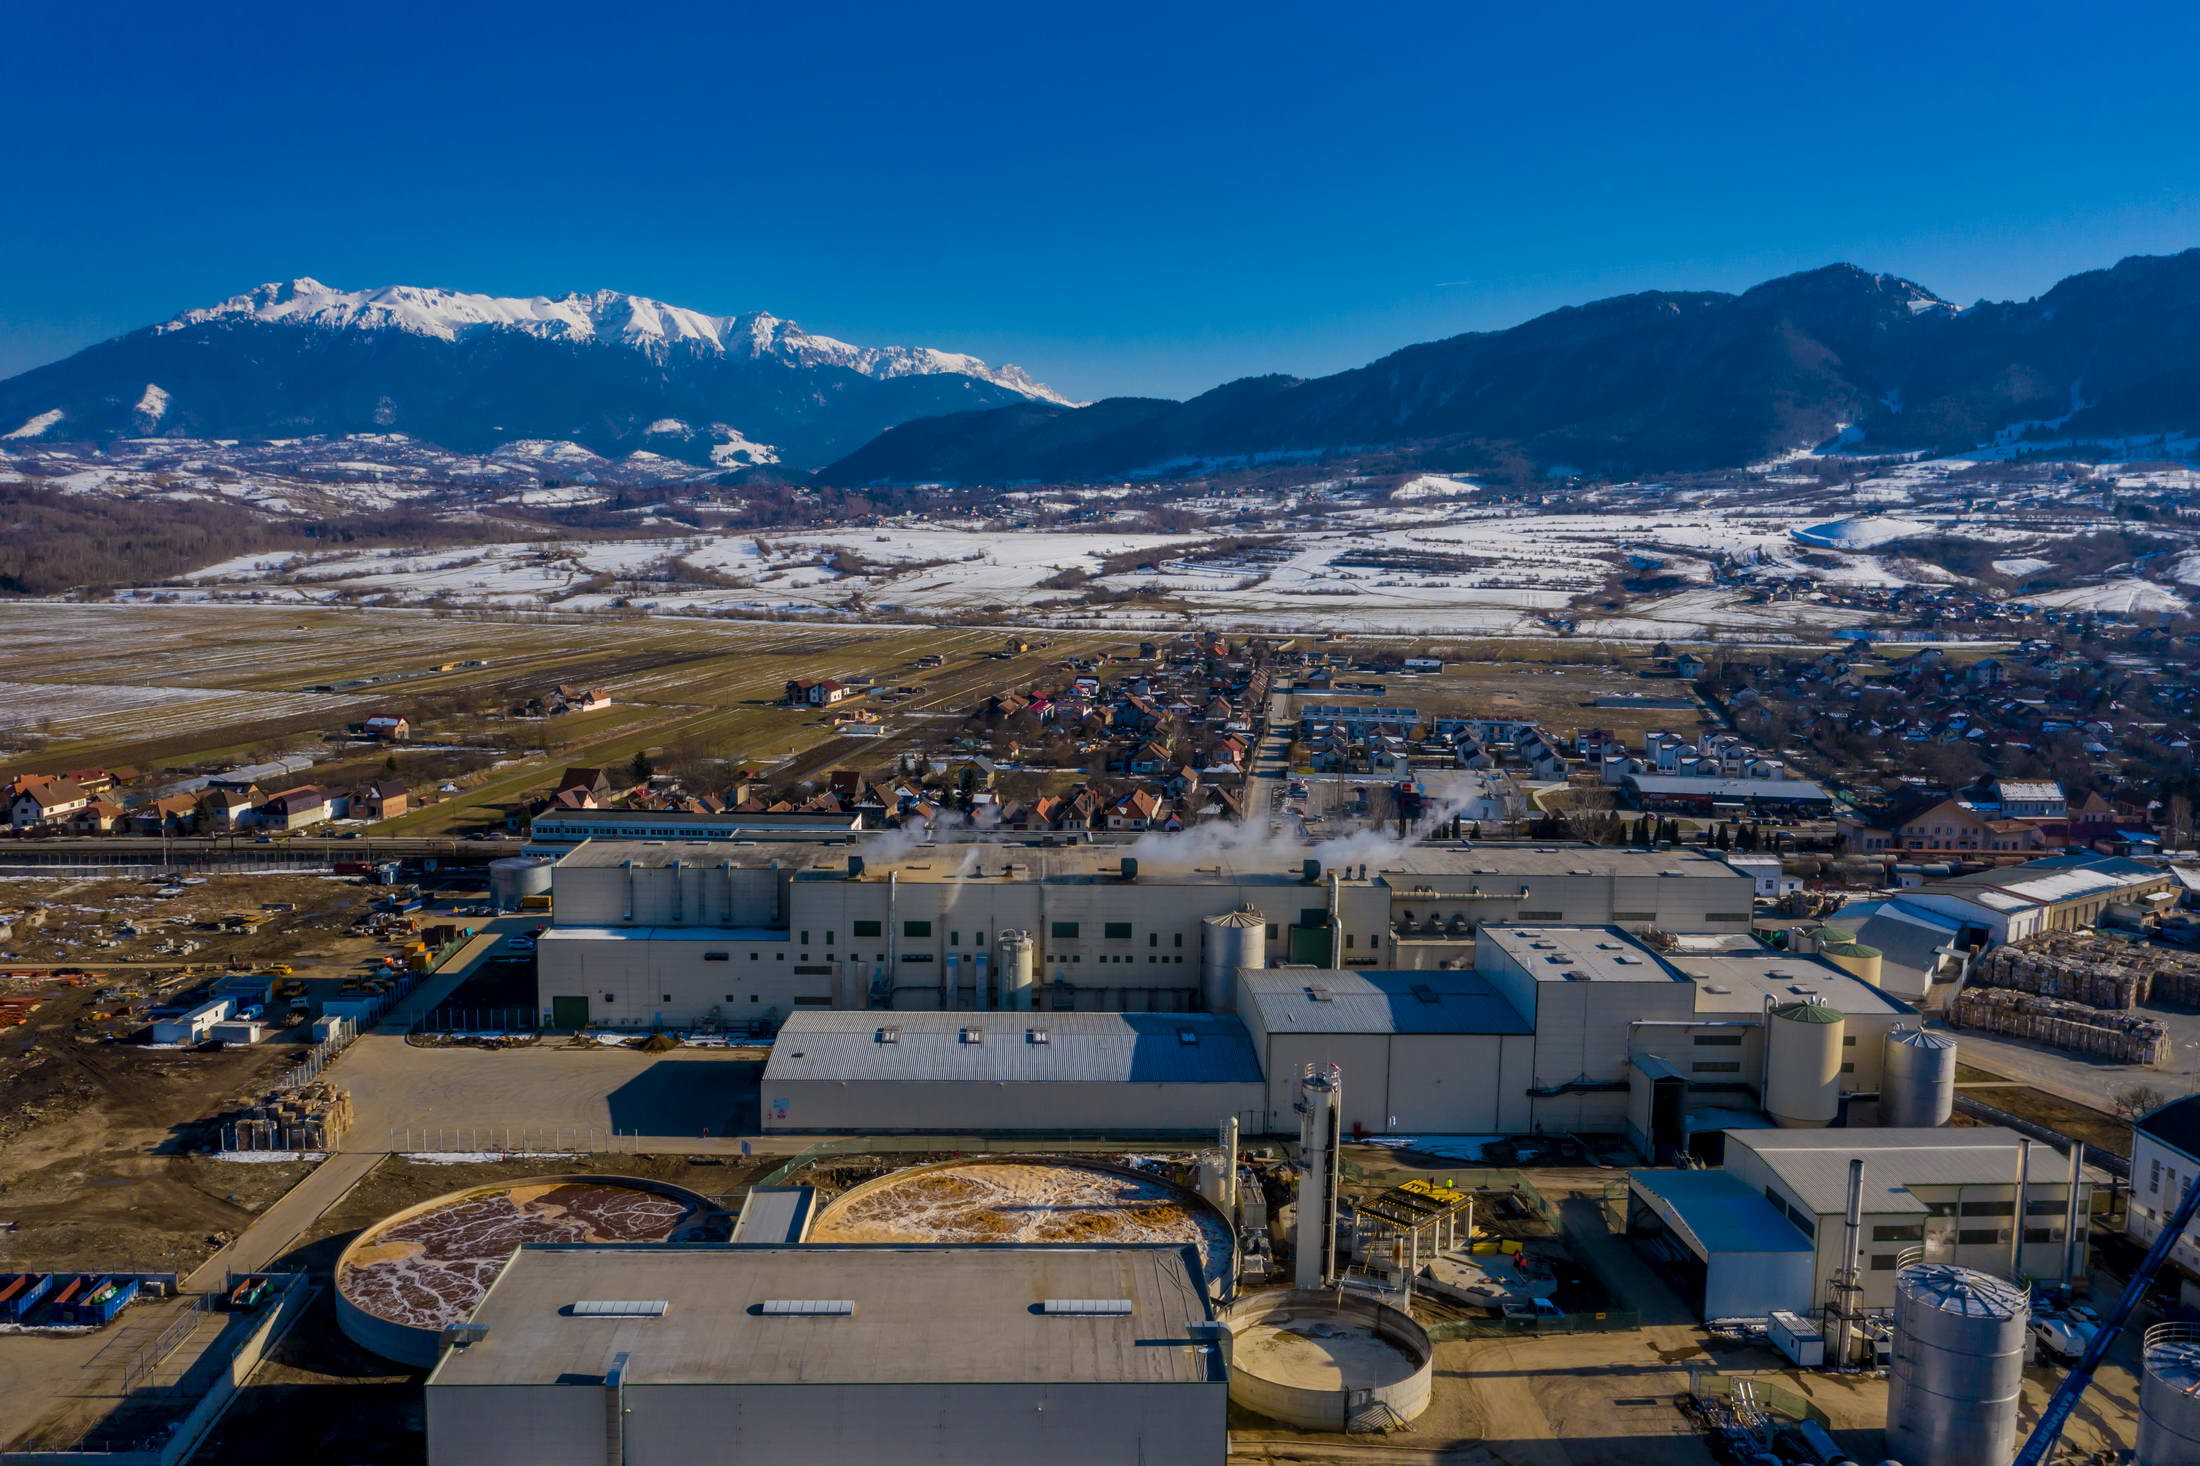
[2063, 1142, 2085, 1285]
[1830, 1156, 1865, 1367]
[2012, 1137, 2032, 1281]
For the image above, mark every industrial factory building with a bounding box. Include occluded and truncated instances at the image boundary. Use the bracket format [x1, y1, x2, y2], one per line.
[1234, 968, 1535, 1136]
[759, 1012, 1265, 1133]
[424, 1242, 1228, 1466]
[760, 920, 1916, 1139]
[2127, 1094, 2200, 1308]
[1627, 1127, 2100, 1320]
[536, 841, 1758, 1027]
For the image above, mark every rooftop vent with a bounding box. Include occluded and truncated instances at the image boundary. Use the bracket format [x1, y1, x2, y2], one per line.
[1704, 984, 1732, 994]
[759, 1299, 855, 1316]
[569, 1300, 668, 1318]
[960, 1026, 984, 1044]
[876, 1025, 900, 1044]
[1562, 970, 1591, 981]
[1178, 1028, 1200, 1046]
[1028, 1027, 1050, 1044]
[1305, 984, 1334, 1003]
[1041, 1298, 1133, 1316]
[1410, 984, 1440, 1005]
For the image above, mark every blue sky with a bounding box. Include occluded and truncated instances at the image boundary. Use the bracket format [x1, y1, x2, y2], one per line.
[5, 0, 2197, 401]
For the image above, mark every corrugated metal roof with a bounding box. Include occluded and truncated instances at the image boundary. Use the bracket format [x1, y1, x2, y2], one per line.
[1729, 1128, 2097, 1216]
[1624, 773, 1833, 801]
[763, 1011, 1263, 1084]
[1238, 969, 1532, 1036]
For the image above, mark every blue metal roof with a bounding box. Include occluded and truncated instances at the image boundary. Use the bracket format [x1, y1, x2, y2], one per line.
[1627, 1168, 1813, 1256]
[1239, 969, 1531, 1036]
[763, 1012, 1263, 1085]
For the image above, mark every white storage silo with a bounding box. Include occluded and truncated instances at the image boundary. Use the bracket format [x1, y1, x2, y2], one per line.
[2141, 1325, 2200, 1466]
[1886, 1260, 2029, 1466]
[996, 930, 1035, 1012]
[1882, 1027, 1958, 1128]
[1764, 997, 1845, 1128]
[1201, 907, 1266, 1014]
[489, 855, 555, 912]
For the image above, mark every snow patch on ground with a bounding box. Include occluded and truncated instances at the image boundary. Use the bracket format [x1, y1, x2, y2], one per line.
[3, 409, 63, 440]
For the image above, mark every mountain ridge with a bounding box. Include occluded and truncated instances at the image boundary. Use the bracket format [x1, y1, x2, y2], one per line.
[820, 252, 2200, 484]
[0, 278, 1069, 471]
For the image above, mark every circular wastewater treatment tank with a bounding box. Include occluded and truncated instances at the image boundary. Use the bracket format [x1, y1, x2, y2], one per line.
[1225, 1288, 1434, 1431]
[335, 1176, 719, 1366]
[809, 1158, 1234, 1294]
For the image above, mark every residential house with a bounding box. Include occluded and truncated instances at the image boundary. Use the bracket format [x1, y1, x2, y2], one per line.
[260, 785, 346, 832]
[9, 778, 89, 829]
[356, 781, 410, 819]
[363, 715, 412, 742]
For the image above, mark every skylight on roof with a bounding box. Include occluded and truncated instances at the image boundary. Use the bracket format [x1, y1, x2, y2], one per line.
[759, 1299, 855, 1316]
[570, 1300, 668, 1318]
[1041, 1298, 1133, 1315]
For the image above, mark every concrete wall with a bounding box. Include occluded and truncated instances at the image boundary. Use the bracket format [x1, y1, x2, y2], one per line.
[536, 931, 837, 1028]
[760, 1080, 1264, 1134]
[1224, 1290, 1431, 1431]
[429, 1381, 1227, 1466]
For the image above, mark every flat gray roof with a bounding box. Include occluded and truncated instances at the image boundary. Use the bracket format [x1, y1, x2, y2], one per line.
[730, 1188, 813, 1246]
[763, 1011, 1263, 1085]
[1481, 925, 1913, 1016]
[427, 1244, 1220, 1388]
[1238, 968, 1530, 1036]
[1731, 1127, 2103, 1217]
[1625, 773, 1833, 801]
[553, 839, 1749, 884]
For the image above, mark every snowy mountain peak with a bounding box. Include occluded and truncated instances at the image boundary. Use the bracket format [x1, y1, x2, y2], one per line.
[161, 279, 1072, 403]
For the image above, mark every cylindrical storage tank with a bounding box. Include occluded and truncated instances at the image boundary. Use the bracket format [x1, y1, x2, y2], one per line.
[488, 855, 555, 912]
[2140, 1324, 2200, 1466]
[1196, 1151, 1233, 1217]
[1202, 908, 1267, 1014]
[1886, 1261, 2029, 1466]
[1764, 998, 1845, 1128]
[997, 930, 1035, 1011]
[1883, 1028, 1958, 1128]
[1818, 937, 1884, 988]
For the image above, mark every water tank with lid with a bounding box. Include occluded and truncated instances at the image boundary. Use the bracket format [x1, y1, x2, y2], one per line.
[2140, 1324, 2200, 1466]
[1764, 997, 1845, 1128]
[1886, 1260, 2028, 1466]
[1201, 907, 1266, 1014]
[1817, 930, 1884, 988]
[1882, 1027, 1957, 1128]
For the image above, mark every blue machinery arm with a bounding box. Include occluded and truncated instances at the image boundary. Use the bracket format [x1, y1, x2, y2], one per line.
[2010, 1173, 2200, 1466]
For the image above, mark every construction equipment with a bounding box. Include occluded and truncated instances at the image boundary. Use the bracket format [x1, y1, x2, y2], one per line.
[2012, 1172, 2200, 1466]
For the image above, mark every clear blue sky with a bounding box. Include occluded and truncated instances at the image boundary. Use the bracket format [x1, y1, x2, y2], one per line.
[5, 0, 2197, 402]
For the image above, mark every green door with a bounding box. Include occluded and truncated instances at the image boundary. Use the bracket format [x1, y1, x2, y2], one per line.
[551, 995, 589, 1030]
[1287, 924, 1334, 966]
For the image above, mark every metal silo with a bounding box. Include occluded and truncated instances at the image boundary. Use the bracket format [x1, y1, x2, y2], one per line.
[2140, 1324, 2200, 1466]
[1882, 1027, 1958, 1128]
[1886, 1260, 2029, 1466]
[996, 930, 1035, 1011]
[1201, 907, 1266, 1014]
[1763, 997, 1845, 1128]
[488, 854, 555, 912]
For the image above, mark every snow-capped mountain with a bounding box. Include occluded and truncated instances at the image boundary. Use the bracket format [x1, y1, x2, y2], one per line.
[0, 279, 1068, 470]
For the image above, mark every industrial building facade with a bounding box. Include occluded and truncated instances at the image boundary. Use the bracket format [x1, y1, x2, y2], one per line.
[1627, 1128, 2098, 1319]
[424, 1243, 1228, 1466]
[537, 842, 1757, 1029]
[757, 922, 1912, 1139]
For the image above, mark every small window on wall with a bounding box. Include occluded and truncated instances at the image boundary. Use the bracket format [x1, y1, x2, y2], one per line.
[661, 993, 671, 1002]
[904, 920, 932, 938]
[826, 931, 836, 946]
[602, 994, 614, 1003]
[1051, 921, 1080, 939]
[704, 952, 729, 962]
[1958, 1228, 2005, 1246]
[724, 995, 736, 1003]
[1871, 1254, 1897, 1270]
[1105, 922, 1132, 940]
[853, 921, 881, 938]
